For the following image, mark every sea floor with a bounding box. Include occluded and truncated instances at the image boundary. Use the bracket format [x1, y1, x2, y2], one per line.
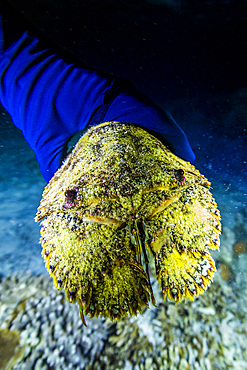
[0, 85, 247, 368]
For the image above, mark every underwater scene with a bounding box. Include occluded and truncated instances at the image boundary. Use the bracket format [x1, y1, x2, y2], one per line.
[0, 0, 247, 369]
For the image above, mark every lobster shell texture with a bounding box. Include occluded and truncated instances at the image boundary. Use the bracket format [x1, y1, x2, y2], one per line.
[36, 122, 221, 323]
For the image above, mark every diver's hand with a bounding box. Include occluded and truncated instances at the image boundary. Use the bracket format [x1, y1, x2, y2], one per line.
[101, 87, 195, 164]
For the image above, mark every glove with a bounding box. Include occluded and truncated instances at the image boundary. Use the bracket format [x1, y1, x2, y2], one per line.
[99, 87, 195, 165]
[0, 9, 195, 182]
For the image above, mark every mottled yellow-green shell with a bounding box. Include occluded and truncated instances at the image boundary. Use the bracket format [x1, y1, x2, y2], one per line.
[36, 121, 221, 323]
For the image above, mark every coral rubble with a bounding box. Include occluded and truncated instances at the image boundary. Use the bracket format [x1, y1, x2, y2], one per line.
[0, 272, 247, 369]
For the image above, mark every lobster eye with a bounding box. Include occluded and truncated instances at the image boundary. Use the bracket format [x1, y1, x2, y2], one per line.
[65, 189, 77, 200]
[174, 169, 185, 183]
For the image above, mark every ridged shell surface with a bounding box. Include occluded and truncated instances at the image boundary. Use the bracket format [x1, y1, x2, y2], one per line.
[36, 122, 221, 322]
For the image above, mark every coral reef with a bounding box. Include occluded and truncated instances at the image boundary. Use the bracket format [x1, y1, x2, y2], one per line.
[219, 263, 230, 281]
[0, 273, 107, 369]
[214, 208, 247, 292]
[0, 272, 247, 369]
[0, 328, 25, 369]
[233, 240, 247, 255]
[105, 276, 247, 369]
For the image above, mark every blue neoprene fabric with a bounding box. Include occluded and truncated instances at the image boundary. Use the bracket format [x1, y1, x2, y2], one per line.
[0, 25, 195, 182]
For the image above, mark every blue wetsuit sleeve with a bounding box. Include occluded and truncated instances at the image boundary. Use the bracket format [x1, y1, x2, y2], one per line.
[0, 16, 195, 182]
[0, 31, 114, 181]
[100, 92, 195, 164]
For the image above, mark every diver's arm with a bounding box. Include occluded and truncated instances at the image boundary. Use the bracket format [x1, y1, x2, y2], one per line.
[0, 6, 195, 183]
[0, 7, 115, 181]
